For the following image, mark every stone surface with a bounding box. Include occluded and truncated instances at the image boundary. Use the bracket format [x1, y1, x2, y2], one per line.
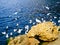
[8, 35, 40, 45]
[42, 31, 60, 45]
[27, 22, 59, 41]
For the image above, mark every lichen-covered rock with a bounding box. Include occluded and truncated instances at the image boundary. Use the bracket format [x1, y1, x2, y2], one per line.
[27, 22, 59, 41]
[8, 35, 40, 45]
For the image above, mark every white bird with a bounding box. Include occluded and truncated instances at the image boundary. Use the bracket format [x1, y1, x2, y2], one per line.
[6, 26, 8, 29]
[41, 18, 44, 21]
[6, 34, 9, 38]
[45, 6, 49, 10]
[58, 20, 60, 23]
[14, 12, 18, 15]
[47, 13, 51, 16]
[2, 32, 6, 35]
[14, 29, 17, 32]
[15, 18, 18, 20]
[36, 18, 41, 23]
[17, 29, 22, 33]
[25, 25, 29, 30]
[54, 16, 57, 19]
[50, 19, 52, 21]
[16, 23, 19, 26]
[29, 20, 32, 24]
[25, 25, 29, 34]
[33, 22, 35, 25]
[10, 32, 13, 35]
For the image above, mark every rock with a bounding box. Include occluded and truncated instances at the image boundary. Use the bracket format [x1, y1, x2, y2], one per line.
[27, 22, 59, 41]
[8, 22, 60, 45]
[8, 35, 40, 45]
[42, 31, 60, 45]
[29, 38, 40, 45]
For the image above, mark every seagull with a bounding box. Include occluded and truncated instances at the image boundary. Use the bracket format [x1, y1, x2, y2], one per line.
[36, 18, 41, 23]
[6, 34, 9, 38]
[29, 20, 32, 24]
[14, 29, 17, 32]
[2, 32, 6, 35]
[17, 29, 22, 33]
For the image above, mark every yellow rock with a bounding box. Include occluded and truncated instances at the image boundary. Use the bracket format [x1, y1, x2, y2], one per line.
[27, 22, 59, 41]
[42, 31, 60, 45]
[8, 35, 40, 45]
[8, 22, 60, 45]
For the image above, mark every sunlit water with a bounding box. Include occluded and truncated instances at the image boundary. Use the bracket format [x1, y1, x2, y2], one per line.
[0, 0, 60, 45]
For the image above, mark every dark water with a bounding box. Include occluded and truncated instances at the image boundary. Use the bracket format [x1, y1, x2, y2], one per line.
[0, 0, 60, 45]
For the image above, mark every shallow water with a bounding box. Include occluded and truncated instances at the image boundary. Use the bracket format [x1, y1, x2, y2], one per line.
[0, 0, 60, 45]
